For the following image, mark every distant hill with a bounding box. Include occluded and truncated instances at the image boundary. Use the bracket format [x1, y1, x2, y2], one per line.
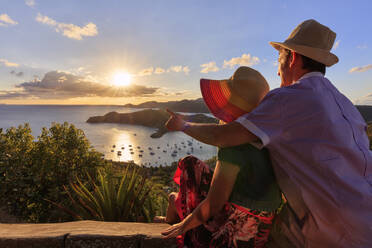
[87, 109, 218, 138]
[123, 98, 210, 113]
[356, 105, 372, 123]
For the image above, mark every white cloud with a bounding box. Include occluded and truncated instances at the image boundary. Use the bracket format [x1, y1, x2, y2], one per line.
[223, 53, 260, 69]
[139, 67, 154, 76]
[36, 13, 98, 40]
[0, 59, 19, 67]
[140, 65, 189, 76]
[200, 61, 219, 73]
[183, 66, 190, 75]
[168, 65, 183, 73]
[0, 14, 18, 27]
[332, 40, 340, 50]
[154, 67, 165, 74]
[357, 44, 368, 49]
[25, 0, 35, 7]
[349, 64, 372, 73]
[354, 93, 372, 105]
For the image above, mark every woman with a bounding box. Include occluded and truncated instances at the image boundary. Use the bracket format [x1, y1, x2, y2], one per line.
[161, 66, 282, 247]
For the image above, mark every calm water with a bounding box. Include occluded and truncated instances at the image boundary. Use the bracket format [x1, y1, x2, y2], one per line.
[0, 105, 217, 166]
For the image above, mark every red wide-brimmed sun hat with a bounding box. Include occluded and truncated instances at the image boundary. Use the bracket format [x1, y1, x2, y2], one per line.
[200, 66, 269, 123]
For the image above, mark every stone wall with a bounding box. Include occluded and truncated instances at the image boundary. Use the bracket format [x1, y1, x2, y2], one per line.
[0, 221, 177, 248]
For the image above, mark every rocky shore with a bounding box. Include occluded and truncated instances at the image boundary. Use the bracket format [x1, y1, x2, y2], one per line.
[87, 109, 218, 138]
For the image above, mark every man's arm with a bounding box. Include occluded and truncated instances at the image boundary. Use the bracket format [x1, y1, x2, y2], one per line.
[165, 109, 259, 147]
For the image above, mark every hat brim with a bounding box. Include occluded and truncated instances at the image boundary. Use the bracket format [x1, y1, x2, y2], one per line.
[270, 41, 339, 67]
[200, 79, 247, 123]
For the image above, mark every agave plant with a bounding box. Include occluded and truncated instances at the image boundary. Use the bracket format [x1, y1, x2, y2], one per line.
[48, 165, 161, 222]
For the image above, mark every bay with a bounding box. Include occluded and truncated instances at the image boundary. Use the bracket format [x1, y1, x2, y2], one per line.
[0, 105, 217, 167]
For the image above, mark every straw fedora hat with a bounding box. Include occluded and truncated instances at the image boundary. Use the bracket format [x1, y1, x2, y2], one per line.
[200, 66, 269, 123]
[270, 19, 339, 67]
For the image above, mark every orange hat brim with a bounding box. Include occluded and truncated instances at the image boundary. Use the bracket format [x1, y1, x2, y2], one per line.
[200, 79, 247, 123]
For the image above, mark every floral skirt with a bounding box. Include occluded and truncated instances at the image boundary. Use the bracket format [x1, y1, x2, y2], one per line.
[173, 155, 275, 248]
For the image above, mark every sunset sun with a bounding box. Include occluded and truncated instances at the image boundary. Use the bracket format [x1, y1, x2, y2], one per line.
[112, 72, 132, 87]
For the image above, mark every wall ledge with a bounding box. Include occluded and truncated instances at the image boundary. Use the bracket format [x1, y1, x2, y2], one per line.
[0, 220, 177, 248]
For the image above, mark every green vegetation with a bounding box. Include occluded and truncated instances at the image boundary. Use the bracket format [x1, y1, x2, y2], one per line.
[0, 123, 168, 223]
[0, 123, 105, 222]
[49, 165, 165, 222]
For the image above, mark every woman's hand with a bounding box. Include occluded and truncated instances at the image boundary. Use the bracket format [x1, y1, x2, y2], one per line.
[165, 109, 187, 131]
[161, 221, 185, 238]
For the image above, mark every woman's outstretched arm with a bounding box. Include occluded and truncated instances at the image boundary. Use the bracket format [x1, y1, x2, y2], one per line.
[165, 109, 258, 148]
[161, 160, 240, 238]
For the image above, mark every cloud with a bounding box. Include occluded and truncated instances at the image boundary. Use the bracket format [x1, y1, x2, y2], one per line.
[168, 65, 182, 73]
[183, 66, 190, 75]
[10, 70, 24, 77]
[35, 13, 98, 40]
[0, 71, 159, 100]
[0, 14, 18, 27]
[332, 40, 340, 50]
[168, 65, 189, 74]
[154, 67, 165, 74]
[349, 64, 372, 73]
[140, 65, 189, 75]
[139, 67, 154, 76]
[354, 93, 372, 105]
[357, 44, 368, 49]
[223, 53, 260, 69]
[200, 61, 219, 73]
[0, 59, 19, 67]
[25, 0, 35, 7]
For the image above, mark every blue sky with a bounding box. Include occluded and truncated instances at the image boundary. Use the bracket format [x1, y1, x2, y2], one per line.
[1, 0, 372, 105]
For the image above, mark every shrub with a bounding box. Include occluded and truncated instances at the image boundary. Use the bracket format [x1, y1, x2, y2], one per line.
[0, 122, 105, 222]
[52, 165, 166, 222]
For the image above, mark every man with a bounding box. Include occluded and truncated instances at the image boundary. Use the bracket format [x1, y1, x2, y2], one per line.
[166, 19, 372, 247]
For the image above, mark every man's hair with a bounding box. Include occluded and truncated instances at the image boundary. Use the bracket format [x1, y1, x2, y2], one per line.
[283, 49, 326, 74]
[301, 55, 326, 74]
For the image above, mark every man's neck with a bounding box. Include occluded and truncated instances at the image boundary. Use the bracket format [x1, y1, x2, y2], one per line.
[291, 69, 311, 84]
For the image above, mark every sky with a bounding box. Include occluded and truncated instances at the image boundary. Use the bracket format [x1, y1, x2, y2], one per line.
[0, 0, 372, 105]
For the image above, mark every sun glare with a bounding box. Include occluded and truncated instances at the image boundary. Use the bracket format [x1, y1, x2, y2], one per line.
[112, 72, 132, 87]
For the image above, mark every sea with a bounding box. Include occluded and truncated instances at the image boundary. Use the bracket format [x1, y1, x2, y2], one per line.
[0, 105, 217, 167]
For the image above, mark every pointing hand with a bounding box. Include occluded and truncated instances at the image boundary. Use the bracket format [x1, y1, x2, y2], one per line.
[165, 109, 187, 131]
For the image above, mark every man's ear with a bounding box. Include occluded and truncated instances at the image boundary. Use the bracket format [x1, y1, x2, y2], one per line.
[289, 51, 298, 68]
